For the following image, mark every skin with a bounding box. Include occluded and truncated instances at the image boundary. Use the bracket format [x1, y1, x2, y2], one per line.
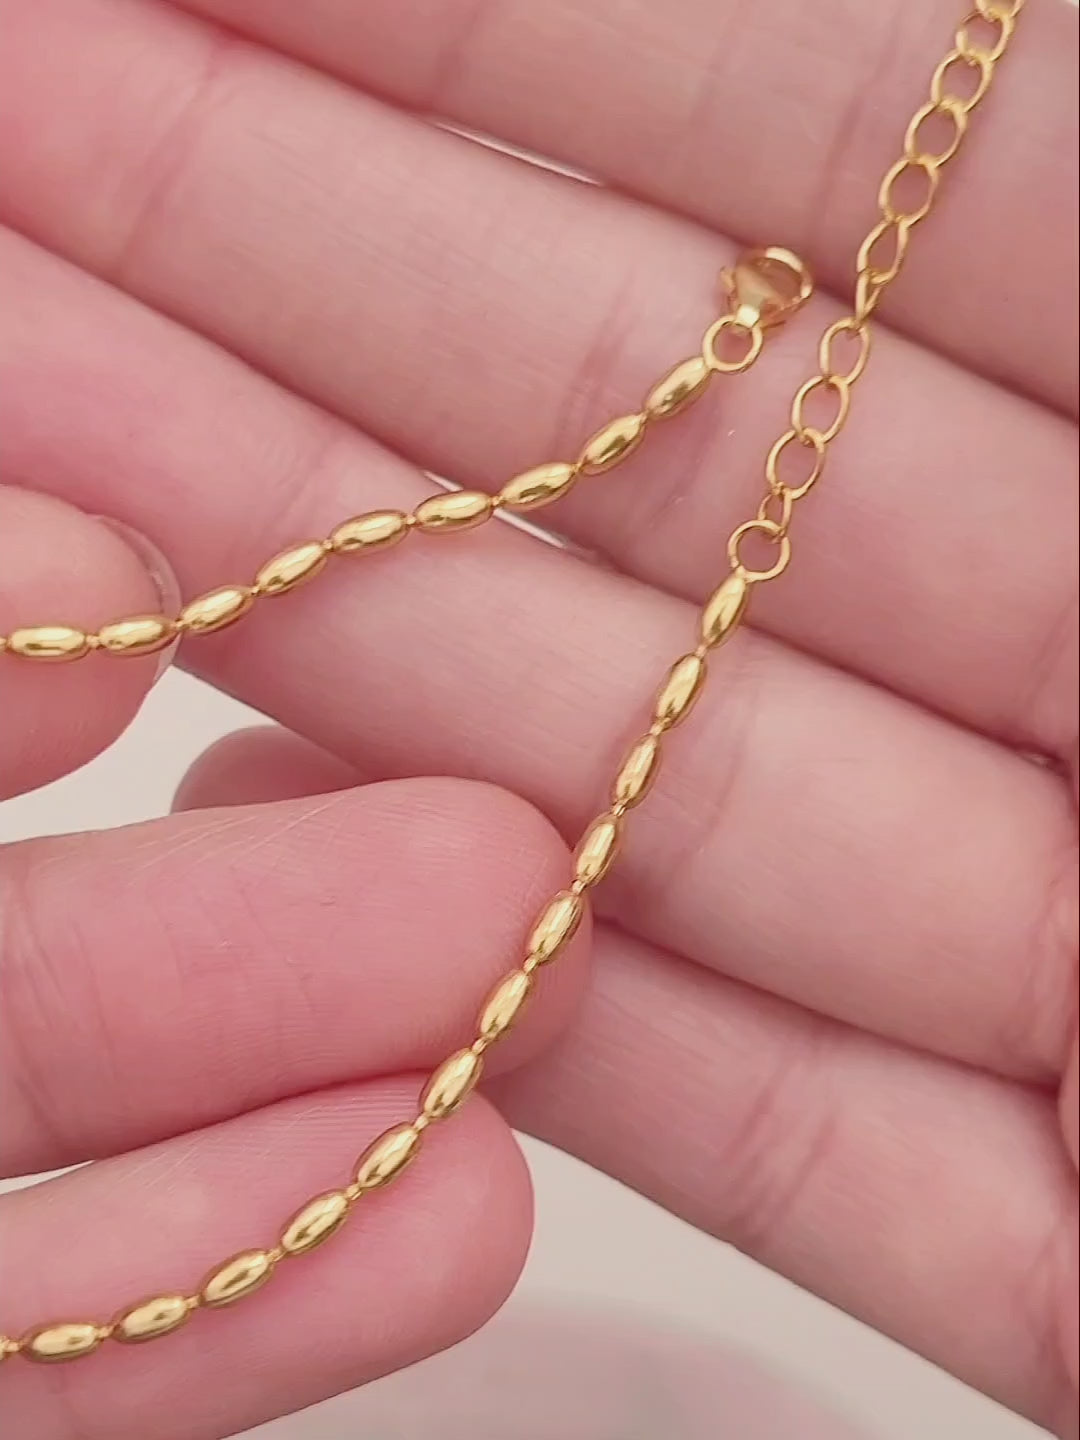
[0, 0, 1076, 1435]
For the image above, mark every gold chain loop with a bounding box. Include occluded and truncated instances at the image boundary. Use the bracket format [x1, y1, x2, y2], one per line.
[0, 0, 1024, 1371]
[727, 518, 793, 583]
[701, 314, 765, 373]
[790, 375, 852, 446]
[765, 427, 828, 503]
[878, 155, 940, 225]
[930, 47, 994, 112]
[956, 6, 1015, 62]
[904, 99, 968, 167]
[817, 318, 872, 386]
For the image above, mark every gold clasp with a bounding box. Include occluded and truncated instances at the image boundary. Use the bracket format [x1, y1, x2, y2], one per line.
[720, 247, 813, 330]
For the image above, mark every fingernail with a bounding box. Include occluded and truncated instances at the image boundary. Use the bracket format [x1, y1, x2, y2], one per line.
[93, 516, 182, 680]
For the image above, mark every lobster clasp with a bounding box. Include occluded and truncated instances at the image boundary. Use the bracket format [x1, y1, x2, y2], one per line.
[720, 247, 813, 331]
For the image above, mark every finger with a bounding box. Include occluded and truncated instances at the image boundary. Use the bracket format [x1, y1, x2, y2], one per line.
[0, 1081, 531, 1440]
[0, 778, 585, 1173]
[173, 725, 359, 810]
[173, 0, 1078, 412]
[0, 485, 173, 797]
[1, 7, 1076, 760]
[491, 930, 1080, 1434]
[0, 235, 1073, 1086]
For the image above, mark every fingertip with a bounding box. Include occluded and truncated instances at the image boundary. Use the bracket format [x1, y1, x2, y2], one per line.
[0, 485, 171, 795]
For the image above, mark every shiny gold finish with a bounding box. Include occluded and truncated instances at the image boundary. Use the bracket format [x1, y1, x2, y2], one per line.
[578, 413, 646, 474]
[414, 490, 495, 532]
[199, 1250, 275, 1308]
[96, 614, 177, 655]
[700, 572, 750, 648]
[611, 733, 662, 809]
[329, 509, 412, 552]
[644, 356, 711, 419]
[7, 625, 91, 661]
[113, 1295, 192, 1344]
[420, 1048, 483, 1120]
[352, 1122, 423, 1192]
[499, 462, 578, 511]
[654, 653, 707, 729]
[477, 969, 533, 1044]
[573, 813, 622, 887]
[22, 1323, 104, 1363]
[719, 245, 815, 330]
[524, 891, 584, 969]
[179, 585, 254, 635]
[2, 0, 1020, 1363]
[2, 249, 802, 667]
[280, 1192, 351, 1255]
[254, 541, 328, 596]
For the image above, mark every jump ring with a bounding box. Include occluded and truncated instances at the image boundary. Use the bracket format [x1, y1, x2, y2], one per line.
[702, 316, 764, 374]
[727, 519, 793, 583]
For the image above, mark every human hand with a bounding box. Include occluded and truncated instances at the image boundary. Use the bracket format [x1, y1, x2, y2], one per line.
[0, 1, 1076, 1436]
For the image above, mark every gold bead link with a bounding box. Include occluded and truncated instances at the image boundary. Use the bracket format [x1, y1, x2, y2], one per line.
[1, 4, 1022, 1363]
[1, 254, 794, 664]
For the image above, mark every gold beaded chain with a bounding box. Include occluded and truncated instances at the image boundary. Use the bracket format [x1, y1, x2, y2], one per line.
[0, 249, 809, 664]
[0, 0, 1022, 1368]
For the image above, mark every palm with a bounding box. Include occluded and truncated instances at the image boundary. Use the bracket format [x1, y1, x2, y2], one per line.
[0, 1, 1076, 1437]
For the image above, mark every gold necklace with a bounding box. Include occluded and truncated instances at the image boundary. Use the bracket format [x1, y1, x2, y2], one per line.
[0, 0, 1023, 1368]
[0, 249, 808, 664]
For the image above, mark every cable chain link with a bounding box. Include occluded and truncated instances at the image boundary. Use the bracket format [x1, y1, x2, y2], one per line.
[754, 0, 1024, 583]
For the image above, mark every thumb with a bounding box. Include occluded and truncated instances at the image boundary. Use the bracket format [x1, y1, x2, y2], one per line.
[0, 483, 178, 798]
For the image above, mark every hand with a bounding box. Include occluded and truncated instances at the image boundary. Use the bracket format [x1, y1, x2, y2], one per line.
[0, 1, 1076, 1436]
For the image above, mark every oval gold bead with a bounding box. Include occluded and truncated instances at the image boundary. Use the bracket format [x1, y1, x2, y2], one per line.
[23, 1322, 103, 1363]
[96, 614, 177, 655]
[0, 1336, 18, 1362]
[526, 890, 584, 967]
[280, 1191, 350, 1256]
[654, 653, 707, 729]
[578, 413, 647, 475]
[700, 571, 750, 649]
[420, 1048, 484, 1121]
[199, 1249, 275, 1308]
[477, 968, 533, 1044]
[180, 586, 254, 635]
[114, 1294, 191, 1344]
[573, 813, 622, 888]
[644, 356, 711, 420]
[254, 540, 328, 597]
[414, 490, 494, 533]
[612, 733, 662, 810]
[499, 462, 577, 511]
[7, 625, 90, 661]
[354, 1122, 422, 1192]
[329, 509, 411, 553]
